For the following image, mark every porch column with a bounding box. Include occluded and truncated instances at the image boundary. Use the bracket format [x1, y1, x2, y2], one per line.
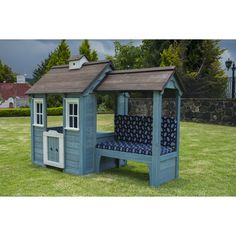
[43, 94, 47, 131]
[117, 92, 129, 115]
[150, 91, 162, 187]
[116, 92, 129, 167]
[30, 96, 35, 163]
[175, 91, 181, 178]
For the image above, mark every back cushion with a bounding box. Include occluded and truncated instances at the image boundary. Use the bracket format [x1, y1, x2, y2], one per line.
[114, 115, 177, 150]
[115, 115, 152, 144]
[161, 117, 177, 151]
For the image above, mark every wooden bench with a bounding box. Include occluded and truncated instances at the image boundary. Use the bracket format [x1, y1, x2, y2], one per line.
[95, 115, 178, 185]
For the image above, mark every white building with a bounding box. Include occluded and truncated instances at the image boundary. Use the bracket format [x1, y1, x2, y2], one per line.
[0, 75, 31, 108]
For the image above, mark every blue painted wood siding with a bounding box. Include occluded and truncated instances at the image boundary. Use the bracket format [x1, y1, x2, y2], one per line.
[63, 94, 81, 175]
[31, 95, 47, 166]
[150, 91, 162, 187]
[80, 94, 97, 174]
[96, 132, 118, 170]
[33, 126, 44, 164]
[64, 129, 80, 173]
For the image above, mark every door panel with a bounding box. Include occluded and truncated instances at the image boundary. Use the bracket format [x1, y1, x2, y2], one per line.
[47, 137, 59, 162]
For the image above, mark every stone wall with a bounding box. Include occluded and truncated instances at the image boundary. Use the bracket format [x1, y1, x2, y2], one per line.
[129, 98, 236, 126]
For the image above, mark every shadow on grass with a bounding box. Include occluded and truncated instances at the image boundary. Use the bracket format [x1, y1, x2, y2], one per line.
[104, 166, 150, 182]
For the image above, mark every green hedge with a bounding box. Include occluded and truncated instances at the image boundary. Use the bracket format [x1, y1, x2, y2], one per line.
[0, 107, 63, 117]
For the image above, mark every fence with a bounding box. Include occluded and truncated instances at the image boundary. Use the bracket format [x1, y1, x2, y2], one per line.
[129, 98, 236, 126]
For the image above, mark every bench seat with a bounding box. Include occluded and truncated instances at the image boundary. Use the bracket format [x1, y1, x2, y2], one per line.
[96, 140, 172, 156]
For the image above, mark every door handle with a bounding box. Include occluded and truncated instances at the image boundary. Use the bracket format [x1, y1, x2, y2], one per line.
[50, 147, 53, 151]
[56, 148, 58, 152]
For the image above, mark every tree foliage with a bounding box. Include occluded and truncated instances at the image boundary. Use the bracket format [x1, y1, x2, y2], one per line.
[160, 42, 183, 68]
[141, 40, 174, 67]
[46, 40, 70, 70]
[32, 40, 71, 107]
[160, 40, 227, 97]
[107, 40, 227, 98]
[33, 40, 71, 83]
[107, 41, 143, 69]
[0, 60, 16, 83]
[79, 40, 98, 61]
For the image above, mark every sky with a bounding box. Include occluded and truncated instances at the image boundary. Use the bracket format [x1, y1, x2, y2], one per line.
[0, 40, 235, 78]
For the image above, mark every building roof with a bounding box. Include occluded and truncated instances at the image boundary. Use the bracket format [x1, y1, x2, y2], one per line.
[69, 55, 86, 61]
[26, 59, 183, 95]
[26, 61, 111, 95]
[0, 83, 31, 100]
[96, 66, 182, 92]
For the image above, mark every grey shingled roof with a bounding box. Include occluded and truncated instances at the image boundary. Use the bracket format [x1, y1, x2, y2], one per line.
[69, 55, 87, 61]
[26, 61, 111, 95]
[96, 66, 182, 92]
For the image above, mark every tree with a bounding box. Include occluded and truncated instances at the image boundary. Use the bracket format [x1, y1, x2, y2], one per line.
[107, 41, 143, 70]
[106, 40, 227, 98]
[32, 54, 51, 82]
[32, 40, 71, 107]
[33, 40, 71, 83]
[0, 60, 16, 83]
[46, 40, 70, 70]
[79, 40, 98, 61]
[160, 40, 227, 97]
[160, 42, 183, 68]
[141, 40, 174, 67]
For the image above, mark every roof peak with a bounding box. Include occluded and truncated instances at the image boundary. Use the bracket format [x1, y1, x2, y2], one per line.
[51, 60, 112, 70]
[84, 60, 112, 66]
[68, 55, 86, 61]
[111, 66, 175, 75]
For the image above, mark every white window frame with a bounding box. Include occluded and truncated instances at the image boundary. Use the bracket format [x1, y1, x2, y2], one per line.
[65, 98, 79, 131]
[33, 98, 44, 127]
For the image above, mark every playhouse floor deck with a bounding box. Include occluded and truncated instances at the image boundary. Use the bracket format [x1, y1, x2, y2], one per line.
[0, 115, 235, 196]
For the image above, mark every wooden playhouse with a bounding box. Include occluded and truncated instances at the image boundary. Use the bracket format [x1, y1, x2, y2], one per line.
[26, 55, 183, 187]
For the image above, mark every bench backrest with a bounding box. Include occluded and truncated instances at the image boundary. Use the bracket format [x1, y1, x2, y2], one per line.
[115, 115, 177, 150]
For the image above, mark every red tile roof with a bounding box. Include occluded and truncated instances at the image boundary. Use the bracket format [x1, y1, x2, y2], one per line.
[0, 83, 31, 100]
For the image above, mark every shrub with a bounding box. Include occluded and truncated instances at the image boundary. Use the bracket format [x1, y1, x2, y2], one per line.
[0, 107, 63, 117]
[0, 108, 30, 117]
[47, 107, 63, 116]
[97, 103, 113, 114]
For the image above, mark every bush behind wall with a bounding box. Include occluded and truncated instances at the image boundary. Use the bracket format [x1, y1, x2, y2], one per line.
[0, 107, 63, 117]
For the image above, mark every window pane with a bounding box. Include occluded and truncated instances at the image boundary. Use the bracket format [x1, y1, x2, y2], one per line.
[40, 103, 42, 113]
[69, 116, 73, 127]
[37, 103, 39, 113]
[74, 104, 78, 115]
[37, 114, 39, 124]
[69, 104, 73, 115]
[74, 117, 78, 128]
[40, 114, 43, 124]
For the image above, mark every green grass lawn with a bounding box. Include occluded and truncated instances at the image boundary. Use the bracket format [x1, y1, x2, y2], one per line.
[0, 114, 235, 196]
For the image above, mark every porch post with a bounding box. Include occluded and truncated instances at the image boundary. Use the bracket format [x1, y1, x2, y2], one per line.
[150, 91, 162, 187]
[43, 94, 47, 131]
[117, 92, 129, 115]
[175, 91, 181, 178]
[30, 96, 35, 163]
[116, 92, 129, 167]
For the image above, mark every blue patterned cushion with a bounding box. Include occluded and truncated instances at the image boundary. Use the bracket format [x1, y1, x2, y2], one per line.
[114, 115, 177, 151]
[96, 140, 172, 156]
[115, 115, 152, 144]
[161, 117, 177, 151]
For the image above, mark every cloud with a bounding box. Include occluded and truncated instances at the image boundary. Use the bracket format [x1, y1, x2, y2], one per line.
[0, 39, 142, 77]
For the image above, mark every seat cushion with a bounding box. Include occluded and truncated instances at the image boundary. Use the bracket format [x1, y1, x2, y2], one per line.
[96, 140, 172, 156]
